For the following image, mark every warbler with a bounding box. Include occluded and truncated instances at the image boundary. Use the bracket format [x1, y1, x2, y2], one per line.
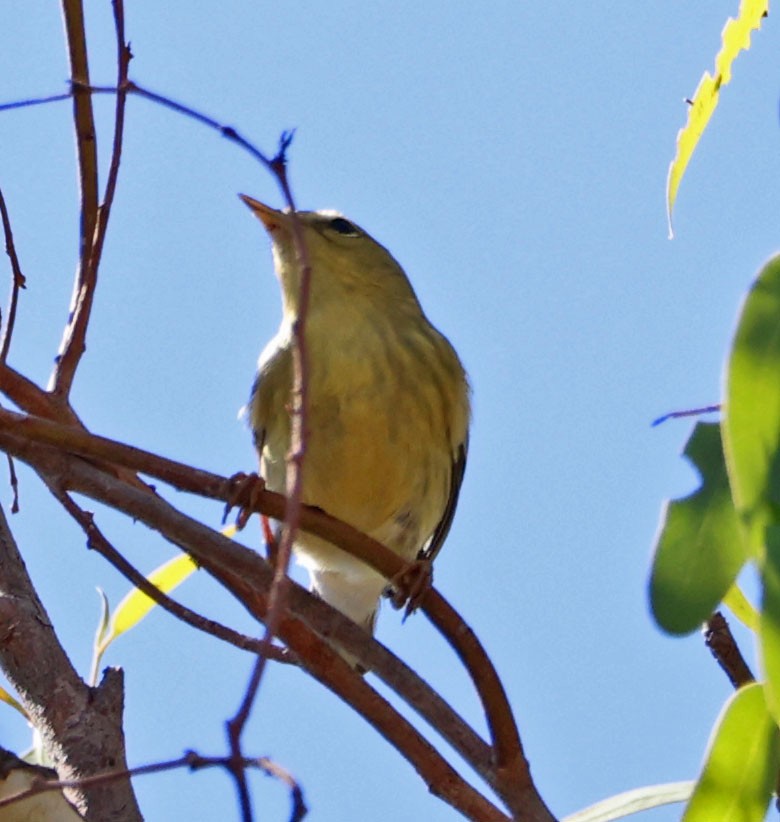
[242, 195, 470, 643]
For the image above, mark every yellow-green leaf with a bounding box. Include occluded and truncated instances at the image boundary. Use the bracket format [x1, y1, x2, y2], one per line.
[97, 552, 198, 655]
[723, 582, 759, 632]
[666, 0, 768, 236]
[0, 685, 28, 720]
[683, 682, 779, 822]
[760, 526, 780, 721]
[723, 255, 780, 558]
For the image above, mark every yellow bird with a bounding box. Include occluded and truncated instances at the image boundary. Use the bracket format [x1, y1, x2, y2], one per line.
[242, 195, 470, 645]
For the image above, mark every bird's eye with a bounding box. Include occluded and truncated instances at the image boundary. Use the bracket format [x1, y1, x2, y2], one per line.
[328, 217, 360, 236]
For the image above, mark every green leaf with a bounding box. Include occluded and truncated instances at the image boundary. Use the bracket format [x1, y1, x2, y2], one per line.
[650, 422, 747, 634]
[723, 255, 780, 558]
[683, 682, 779, 822]
[666, 0, 769, 236]
[562, 780, 694, 822]
[760, 526, 780, 721]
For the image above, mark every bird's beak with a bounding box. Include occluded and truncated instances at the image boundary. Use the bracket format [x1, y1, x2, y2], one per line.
[239, 194, 287, 233]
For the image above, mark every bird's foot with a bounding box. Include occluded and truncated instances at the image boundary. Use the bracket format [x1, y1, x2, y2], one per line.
[223, 471, 266, 531]
[386, 557, 434, 621]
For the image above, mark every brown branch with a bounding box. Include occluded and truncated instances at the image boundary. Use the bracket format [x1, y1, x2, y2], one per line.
[53, 0, 100, 399]
[0, 430, 529, 820]
[64, 0, 132, 380]
[276, 616, 512, 822]
[0, 406, 553, 818]
[0, 368, 149, 497]
[0, 750, 307, 822]
[0, 364, 82, 423]
[0, 187, 27, 363]
[5, 454, 19, 513]
[226, 143, 311, 812]
[0, 501, 141, 820]
[52, 488, 293, 665]
[704, 611, 754, 688]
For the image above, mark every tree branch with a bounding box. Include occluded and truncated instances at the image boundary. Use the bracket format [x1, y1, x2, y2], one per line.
[53, 0, 100, 399]
[704, 611, 754, 688]
[52, 488, 293, 664]
[0, 502, 141, 820]
[0, 406, 555, 818]
[0, 427, 547, 819]
[0, 187, 27, 364]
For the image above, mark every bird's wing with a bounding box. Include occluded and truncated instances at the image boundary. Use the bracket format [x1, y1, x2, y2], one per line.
[422, 435, 468, 563]
[248, 328, 292, 460]
[248, 370, 267, 454]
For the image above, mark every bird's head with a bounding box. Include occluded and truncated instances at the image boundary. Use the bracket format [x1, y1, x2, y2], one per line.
[240, 195, 422, 317]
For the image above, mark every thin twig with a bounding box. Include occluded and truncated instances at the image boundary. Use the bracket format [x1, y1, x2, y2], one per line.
[0, 91, 72, 112]
[255, 757, 308, 822]
[52, 488, 293, 665]
[81, 80, 278, 171]
[651, 404, 720, 427]
[6, 454, 19, 513]
[53, 0, 100, 399]
[51, 2, 131, 398]
[0, 187, 27, 363]
[0, 79, 281, 180]
[0, 751, 307, 822]
[226, 136, 308, 822]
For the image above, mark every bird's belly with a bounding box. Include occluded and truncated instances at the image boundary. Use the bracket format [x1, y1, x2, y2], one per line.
[261, 388, 449, 573]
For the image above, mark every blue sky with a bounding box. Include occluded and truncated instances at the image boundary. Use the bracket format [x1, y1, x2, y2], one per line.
[1, 2, 778, 820]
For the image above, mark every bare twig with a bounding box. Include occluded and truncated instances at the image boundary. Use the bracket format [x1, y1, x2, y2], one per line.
[52, 488, 293, 665]
[0, 91, 72, 112]
[704, 611, 754, 689]
[225, 139, 311, 821]
[5, 455, 19, 513]
[0, 79, 284, 186]
[86, 80, 279, 170]
[0, 750, 307, 822]
[51, 1, 131, 398]
[0, 187, 27, 363]
[53, 0, 100, 400]
[651, 404, 720, 427]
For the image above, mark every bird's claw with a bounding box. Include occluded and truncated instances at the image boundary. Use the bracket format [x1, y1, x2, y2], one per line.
[386, 557, 434, 621]
[223, 471, 266, 530]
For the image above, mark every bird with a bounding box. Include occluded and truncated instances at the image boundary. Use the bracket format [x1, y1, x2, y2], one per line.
[241, 194, 470, 654]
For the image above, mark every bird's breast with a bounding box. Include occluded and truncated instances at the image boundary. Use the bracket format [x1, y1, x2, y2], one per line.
[253, 306, 461, 548]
